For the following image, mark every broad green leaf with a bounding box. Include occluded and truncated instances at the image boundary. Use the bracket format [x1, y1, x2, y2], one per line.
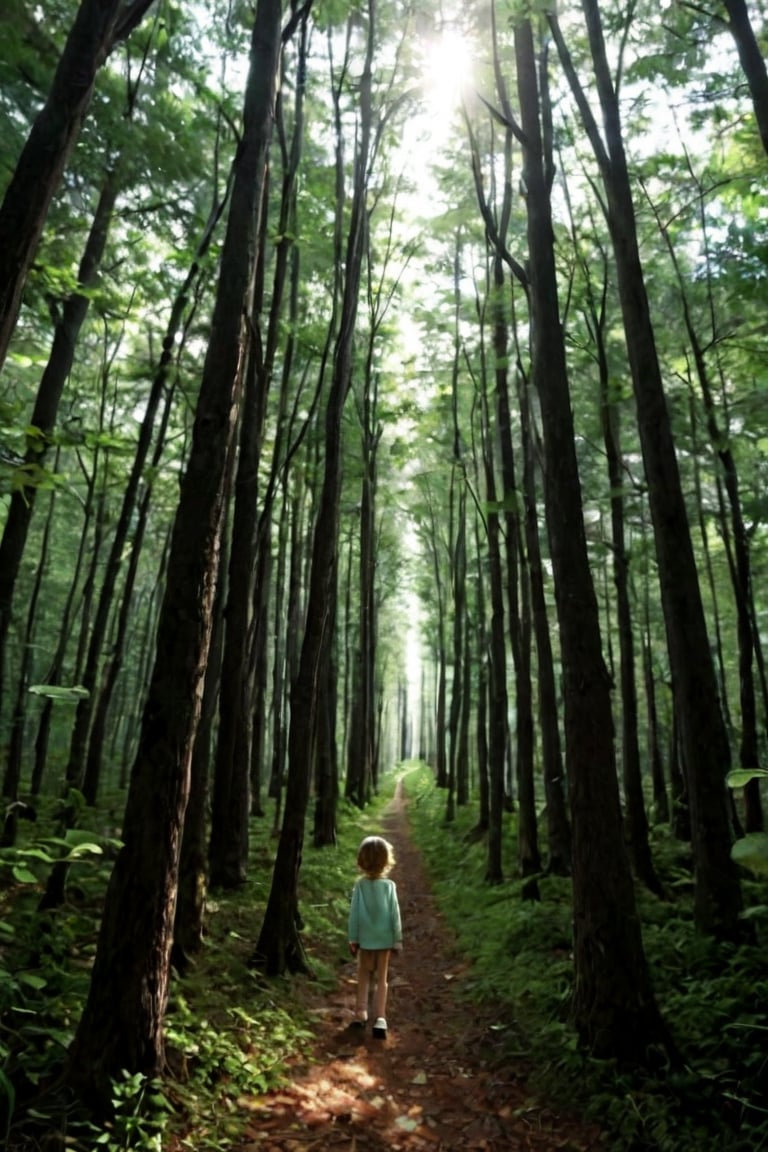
[65, 843, 104, 860]
[731, 833, 768, 876]
[13, 847, 56, 864]
[726, 768, 768, 788]
[740, 904, 768, 921]
[17, 972, 47, 991]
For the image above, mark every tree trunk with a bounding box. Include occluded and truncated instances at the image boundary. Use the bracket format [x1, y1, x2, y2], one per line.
[668, 709, 691, 842]
[207, 366, 261, 888]
[554, 2, 746, 941]
[584, 245, 662, 895]
[644, 638, 669, 825]
[515, 16, 671, 1061]
[313, 633, 340, 847]
[658, 210, 766, 832]
[486, 68, 539, 879]
[446, 478, 466, 823]
[209, 16, 310, 878]
[472, 510, 490, 835]
[249, 532, 272, 820]
[65, 0, 282, 1104]
[0, 476, 57, 844]
[723, 0, 768, 155]
[518, 366, 571, 873]
[269, 481, 291, 799]
[479, 351, 508, 886]
[0, 166, 121, 719]
[255, 0, 375, 976]
[457, 611, 472, 806]
[346, 373, 379, 808]
[172, 460, 231, 972]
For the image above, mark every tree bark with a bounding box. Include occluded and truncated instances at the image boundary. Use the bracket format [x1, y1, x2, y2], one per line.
[517, 363, 571, 874]
[479, 355, 508, 886]
[553, 1, 746, 941]
[515, 17, 671, 1060]
[255, 0, 374, 976]
[723, 0, 768, 155]
[486, 18, 539, 881]
[172, 457, 231, 972]
[581, 243, 662, 895]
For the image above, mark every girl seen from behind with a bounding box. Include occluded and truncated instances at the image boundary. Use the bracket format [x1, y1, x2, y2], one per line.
[348, 835, 402, 1039]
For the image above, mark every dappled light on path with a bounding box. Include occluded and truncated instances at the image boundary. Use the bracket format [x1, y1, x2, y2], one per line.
[231, 784, 601, 1151]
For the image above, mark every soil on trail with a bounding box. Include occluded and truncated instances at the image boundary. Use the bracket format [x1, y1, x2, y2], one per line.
[235, 784, 603, 1151]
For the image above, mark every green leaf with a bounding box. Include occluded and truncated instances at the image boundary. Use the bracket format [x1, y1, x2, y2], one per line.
[11, 865, 38, 884]
[0, 1067, 16, 1125]
[17, 972, 47, 991]
[726, 768, 768, 788]
[65, 842, 104, 860]
[27, 683, 90, 701]
[731, 833, 768, 876]
[740, 904, 768, 921]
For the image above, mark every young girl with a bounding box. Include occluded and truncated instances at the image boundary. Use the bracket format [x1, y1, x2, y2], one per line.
[348, 835, 402, 1038]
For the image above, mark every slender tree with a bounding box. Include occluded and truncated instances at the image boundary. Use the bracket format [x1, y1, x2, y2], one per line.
[514, 15, 671, 1059]
[255, 0, 376, 975]
[0, 165, 122, 722]
[552, 1, 747, 941]
[722, 0, 768, 154]
[477, 323, 508, 886]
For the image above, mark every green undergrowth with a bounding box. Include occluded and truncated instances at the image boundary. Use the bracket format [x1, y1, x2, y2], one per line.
[402, 764, 768, 1152]
[1, 778, 399, 1150]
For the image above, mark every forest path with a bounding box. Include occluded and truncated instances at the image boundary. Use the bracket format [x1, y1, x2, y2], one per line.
[231, 781, 602, 1151]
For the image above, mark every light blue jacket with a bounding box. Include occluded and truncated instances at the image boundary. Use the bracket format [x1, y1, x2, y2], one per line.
[348, 876, 402, 950]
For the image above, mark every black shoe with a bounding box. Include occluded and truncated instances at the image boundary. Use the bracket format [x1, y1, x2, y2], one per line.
[349, 1018, 366, 1032]
[372, 1017, 387, 1039]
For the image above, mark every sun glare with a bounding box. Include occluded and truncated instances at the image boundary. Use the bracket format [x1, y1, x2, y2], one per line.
[422, 29, 474, 123]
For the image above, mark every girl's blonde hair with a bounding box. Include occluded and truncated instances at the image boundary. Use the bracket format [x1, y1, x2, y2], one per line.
[357, 835, 395, 878]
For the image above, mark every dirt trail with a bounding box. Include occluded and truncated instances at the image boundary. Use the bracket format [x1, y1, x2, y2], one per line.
[234, 783, 602, 1151]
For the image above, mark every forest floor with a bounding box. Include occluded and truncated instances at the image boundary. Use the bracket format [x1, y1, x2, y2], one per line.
[228, 783, 605, 1152]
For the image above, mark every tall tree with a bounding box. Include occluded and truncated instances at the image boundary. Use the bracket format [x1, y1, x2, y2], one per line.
[487, 19, 539, 882]
[209, 9, 312, 886]
[255, 0, 376, 975]
[552, 0, 747, 941]
[513, 14, 671, 1059]
[66, 0, 284, 1101]
[573, 226, 662, 895]
[477, 320, 508, 886]
[649, 182, 765, 834]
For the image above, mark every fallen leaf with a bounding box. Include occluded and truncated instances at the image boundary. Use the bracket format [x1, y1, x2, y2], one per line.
[395, 1115, 420, 1132]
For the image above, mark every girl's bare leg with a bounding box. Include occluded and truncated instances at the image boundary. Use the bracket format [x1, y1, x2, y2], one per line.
[373, 949, 391, 1022]
[356, 950, 372, 1020]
